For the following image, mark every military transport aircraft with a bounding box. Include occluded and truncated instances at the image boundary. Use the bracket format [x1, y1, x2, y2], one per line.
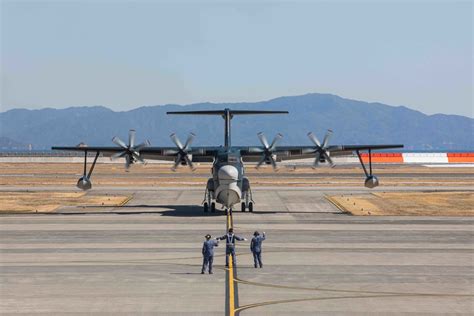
[52, 109, 403, 212]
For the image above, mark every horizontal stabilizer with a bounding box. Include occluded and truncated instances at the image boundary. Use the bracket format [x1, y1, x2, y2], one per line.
[167, 109, 288, 115]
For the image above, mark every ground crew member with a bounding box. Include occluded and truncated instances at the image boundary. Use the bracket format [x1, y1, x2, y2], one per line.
[217, 228, 247, 267]
[201, 234, 219, 274]
[250, 231, 266, 268]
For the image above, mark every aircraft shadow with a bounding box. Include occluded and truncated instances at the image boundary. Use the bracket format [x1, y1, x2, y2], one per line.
[56, 204, 278, 216]
[111, 204, 226, 217]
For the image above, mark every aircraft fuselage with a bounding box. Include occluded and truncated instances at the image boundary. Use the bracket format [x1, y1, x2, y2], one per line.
[209, 148, 247, 209]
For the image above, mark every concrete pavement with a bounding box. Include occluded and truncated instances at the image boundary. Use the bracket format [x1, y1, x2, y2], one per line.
[1, 188, 473, 315]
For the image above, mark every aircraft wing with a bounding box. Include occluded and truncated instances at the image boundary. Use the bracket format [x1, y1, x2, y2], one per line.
[51, 146, 220, 162]
[239, 144, 404, 162]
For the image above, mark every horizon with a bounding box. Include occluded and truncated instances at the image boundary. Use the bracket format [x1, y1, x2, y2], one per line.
[1, 1, 472, 117]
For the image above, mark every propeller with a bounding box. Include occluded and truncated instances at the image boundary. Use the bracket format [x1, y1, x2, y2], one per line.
[307, 129, 335, 168]
[111, 129, 150, 169]
[170, 132, 196, 171]
[255, 132, 283, 170]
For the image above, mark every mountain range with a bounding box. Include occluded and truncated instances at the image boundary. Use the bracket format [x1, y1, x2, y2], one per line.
[0, 93, 472, 151]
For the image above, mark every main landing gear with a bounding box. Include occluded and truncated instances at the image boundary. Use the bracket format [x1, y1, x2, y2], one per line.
[241, 202, 254, 212]
[240, 188, 254, 212]
[202, 188, 216, 213]
[203, 202, 216, 213]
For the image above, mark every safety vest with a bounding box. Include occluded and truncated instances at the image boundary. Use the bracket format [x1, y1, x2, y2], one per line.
[226, 234, 235, 246]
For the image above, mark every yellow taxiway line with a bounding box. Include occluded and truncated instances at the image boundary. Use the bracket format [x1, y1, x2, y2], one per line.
[118, 195, 133, 207]
[226, 210, 236, 316]
[228, 255, 235, 315]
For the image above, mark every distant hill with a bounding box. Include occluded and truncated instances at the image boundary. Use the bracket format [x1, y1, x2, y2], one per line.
[0, 136, 30, 150]
[0, 93, 472, 150]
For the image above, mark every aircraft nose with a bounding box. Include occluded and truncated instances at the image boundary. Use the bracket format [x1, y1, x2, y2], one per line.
[218, 165, 239, 180]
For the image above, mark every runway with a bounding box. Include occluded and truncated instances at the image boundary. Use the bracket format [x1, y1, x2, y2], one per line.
[1, 187, 473, 315]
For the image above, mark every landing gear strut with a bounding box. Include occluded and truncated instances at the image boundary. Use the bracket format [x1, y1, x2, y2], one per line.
[77, 151, 100, 190]
[356, 149, 379, 188]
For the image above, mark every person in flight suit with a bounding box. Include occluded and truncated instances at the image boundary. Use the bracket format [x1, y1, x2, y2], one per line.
[250, 231, 266, 268]
[201, 234, 219, 274]
[216, 228, 247, 267]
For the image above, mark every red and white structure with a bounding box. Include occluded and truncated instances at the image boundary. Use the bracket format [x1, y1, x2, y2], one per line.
[359, 152, 474, 164]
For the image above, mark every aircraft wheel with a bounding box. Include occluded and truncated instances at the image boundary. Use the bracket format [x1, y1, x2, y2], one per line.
[203, 202, 209, 212]
[248, 202, 254, 212]
[210, 202, 216, 213]
[241, 202, 246, 212]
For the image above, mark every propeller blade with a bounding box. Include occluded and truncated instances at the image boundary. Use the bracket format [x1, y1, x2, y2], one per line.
[269, 156, 278, 170]
[171, 153, 182, 171]
[170, 133, 184, 150]
[183, 133, 196, 151]
[257, 132, 270, 149]
[132, 152, 146, 164]
[128, 129, 136, 148]
[111, 151, 126, 160]
[125, 154, 131, 169]
[134, 140, 151, 152]
[183, 154, 195, 171]
[312, 151, 321, 168]
[255, 156, 266, 169]
[269, 133, 283, 151]
[307, 132, 321, 147]
[112, 136, 128, 149]
[324, 152, 335, 168]
[322, 129, 333, 148]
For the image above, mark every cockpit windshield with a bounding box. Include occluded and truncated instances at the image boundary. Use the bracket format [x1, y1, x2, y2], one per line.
[216, 151, 239, 164]
[217, 154, 228, 163]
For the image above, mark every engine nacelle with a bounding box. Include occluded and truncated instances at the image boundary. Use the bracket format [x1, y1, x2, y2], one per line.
[319, 152, 331, 163]
[364, 175, 379, 188]
[179, 154, 193, 165]
[77, 176, 92, 190]
[265, 154, 277, 164]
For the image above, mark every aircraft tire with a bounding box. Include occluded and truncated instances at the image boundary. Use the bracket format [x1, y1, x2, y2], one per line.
[249, 202, 254, 212]
[203, 202, 209, 212]
[211, 202, 216, 213]
[241, 202, 246, 212]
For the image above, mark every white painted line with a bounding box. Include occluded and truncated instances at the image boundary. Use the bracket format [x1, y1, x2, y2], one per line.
[423, 164, 474, 168]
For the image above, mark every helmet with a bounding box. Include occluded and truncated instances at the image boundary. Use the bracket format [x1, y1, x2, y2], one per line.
[254, 231, 259, 236]
[228, 228, 233, 233]
[205, 234, 211, 239]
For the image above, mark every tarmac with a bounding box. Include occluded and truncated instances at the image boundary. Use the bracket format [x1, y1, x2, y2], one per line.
[1, 186, 473, 315]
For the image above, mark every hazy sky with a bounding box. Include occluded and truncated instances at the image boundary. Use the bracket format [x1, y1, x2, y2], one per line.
[1, 0, 472, 116]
